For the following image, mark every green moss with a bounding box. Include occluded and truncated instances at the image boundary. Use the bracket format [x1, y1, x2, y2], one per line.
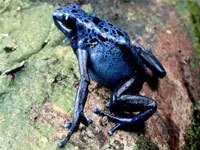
[135, 135, 159, 150]
[184, 101, 200, 150]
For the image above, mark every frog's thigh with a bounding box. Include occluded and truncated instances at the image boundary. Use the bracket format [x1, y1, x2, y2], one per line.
[115, 94, 157, 114]
[107, 76, 143, 110]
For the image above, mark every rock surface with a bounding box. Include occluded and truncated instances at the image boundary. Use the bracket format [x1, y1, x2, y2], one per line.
[0, 0, 199, 150]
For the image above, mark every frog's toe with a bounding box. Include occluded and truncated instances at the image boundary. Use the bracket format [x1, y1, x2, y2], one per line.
[108, 130, 113, 136]
[92, 107, 101, 114]
[108, 123, 121, 136]
[93, 108, 113, 119]
[64, 120, 72, 129]
[62, 37, 68, 45]
[57, 141, 65, 148]
[79, 113, 93, 126]
[88, 118, 93, 125]
[105, 102, 111, 109]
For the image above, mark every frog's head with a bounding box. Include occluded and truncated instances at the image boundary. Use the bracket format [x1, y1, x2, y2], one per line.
[53, 4, 81, 37]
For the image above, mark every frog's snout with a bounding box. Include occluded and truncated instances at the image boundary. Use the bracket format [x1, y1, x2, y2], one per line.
[52, 9, 64, 21]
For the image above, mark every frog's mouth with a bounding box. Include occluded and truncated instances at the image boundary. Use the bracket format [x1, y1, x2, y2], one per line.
[52, 9, 75, 37]
[53, 15, 73, 37]
[55, 19, 72, 35]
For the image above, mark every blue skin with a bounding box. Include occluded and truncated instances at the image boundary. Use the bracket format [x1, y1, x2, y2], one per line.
[53, 4, 166, 148]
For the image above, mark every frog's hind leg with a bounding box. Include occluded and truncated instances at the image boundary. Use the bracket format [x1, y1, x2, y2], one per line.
[93, 96, 157, 135]
[93, 77, 157, 135]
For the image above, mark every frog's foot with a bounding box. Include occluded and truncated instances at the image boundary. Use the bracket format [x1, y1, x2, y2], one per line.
[58, 113, 93, 148]
[62, 37, 68, 45]
[93, 108, 123, 135]
[58, 124, 77, 148]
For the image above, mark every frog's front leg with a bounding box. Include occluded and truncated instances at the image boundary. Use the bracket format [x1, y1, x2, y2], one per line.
[93, 77, 157, 135]
[58, 48, 92, 148]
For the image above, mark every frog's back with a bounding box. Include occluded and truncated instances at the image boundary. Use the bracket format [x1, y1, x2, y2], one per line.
[66, 4, 130, 45]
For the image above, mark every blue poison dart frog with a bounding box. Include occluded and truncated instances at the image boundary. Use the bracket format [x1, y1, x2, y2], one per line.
[52, 4, 166, 148]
